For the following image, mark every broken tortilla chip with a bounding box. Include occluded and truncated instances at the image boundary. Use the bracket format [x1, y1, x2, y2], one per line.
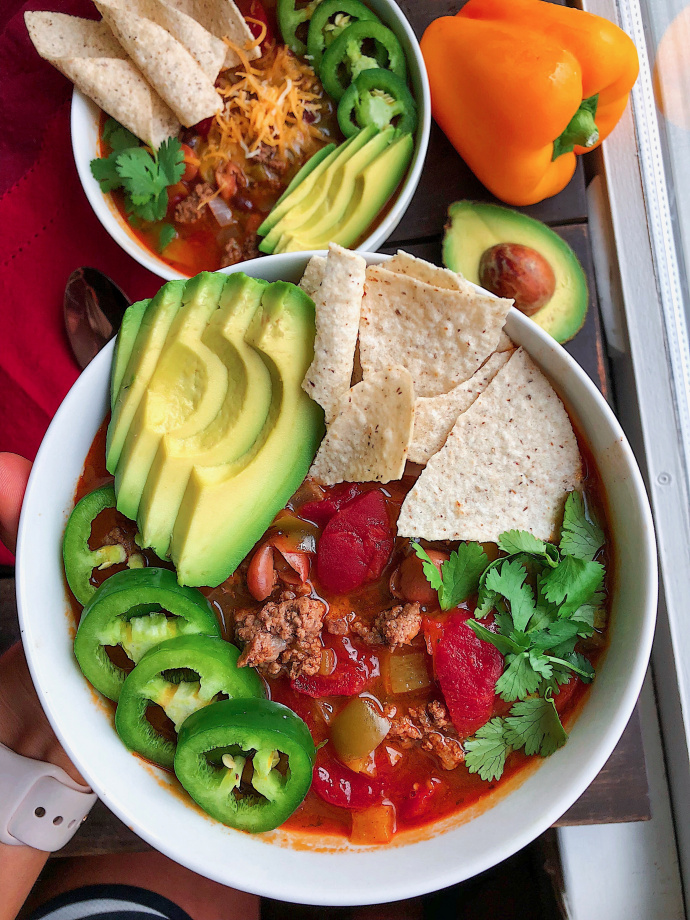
[310, 366, 415, 485]
[299, 255, 326, 300]
[95, 0, 222, 127]
[359, 264, 512, 397]
[166, 0, 260, 67]
[385, 251, 477, 295]
[302, 244, 366, 423]
[408, 349, 513, 464]
[496, 330, 515, 352]
[398, 347, 583, 543]
[25, 11, 180, 148]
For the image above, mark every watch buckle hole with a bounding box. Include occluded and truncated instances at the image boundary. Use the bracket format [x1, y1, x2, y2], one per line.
[68, 819, 76, 829]
[53, 816, 63, 826]
[34, 807, 46, 818]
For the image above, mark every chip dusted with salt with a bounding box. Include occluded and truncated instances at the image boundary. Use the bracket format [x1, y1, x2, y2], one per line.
[359, 264, 512, 397]
[169, 0, 260, 68]
[408, 349, 513, 464]
[310, 366, 414, 485]
[385, 251, 476, 294]
[299, 255, 326, 299]
[302, 244, 366, 423]
[398, 347, 583, 542]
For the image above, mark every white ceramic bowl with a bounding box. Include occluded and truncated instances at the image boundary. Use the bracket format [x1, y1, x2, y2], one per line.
[70, 0, 431, 281]
[16, 252, 657, 905]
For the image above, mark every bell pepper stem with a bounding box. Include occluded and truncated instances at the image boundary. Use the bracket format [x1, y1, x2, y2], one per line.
[552, 94, 599, 160]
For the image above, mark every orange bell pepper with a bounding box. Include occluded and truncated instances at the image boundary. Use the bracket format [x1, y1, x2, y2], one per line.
[421, 0, 639, 205]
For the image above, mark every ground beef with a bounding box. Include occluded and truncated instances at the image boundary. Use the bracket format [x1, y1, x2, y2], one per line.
[234, 594, 326, 680]
[253, 143, 289, 175]
[220, 233, 259, 268]
[384, 701, 464, 771]
[173, 182, 215, 224]
[352, 603, 422, 648]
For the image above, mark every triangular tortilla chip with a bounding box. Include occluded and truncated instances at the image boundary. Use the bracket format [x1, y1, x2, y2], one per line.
[25, 12, 180, 148]
[302, 244, 366, 423]
[100, 0, 226, 81]
[359, 264, 512, 397]
[398, 347, 583, 542]
[167, 0, 260, 67]
[385, 251, 477, 294]
[408, 349, 513, 464]
[299, 254, 326, 299]
[95, 0, 222, 126]
[310, 366, 415, 485]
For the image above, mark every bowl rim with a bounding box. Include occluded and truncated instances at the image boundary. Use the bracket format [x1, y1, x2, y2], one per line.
[69, 0, 431, 282]
[16, 251, 657, 904]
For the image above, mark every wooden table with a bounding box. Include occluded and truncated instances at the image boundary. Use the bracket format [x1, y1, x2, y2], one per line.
[0, 0, 650, 862]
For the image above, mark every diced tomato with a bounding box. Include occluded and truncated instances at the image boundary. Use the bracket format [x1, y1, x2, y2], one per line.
[180, 143, 198, 182]
[291, 633, 379, 698]
[423, 611, 504, 737]
[166, 181, 188, 208]
[191, 116, 214, 138]
[315, 490, 394, 594]
[299, 483, 362, 528]
[552, 675, 581, 715]
[397, 776, 446, 822]
[312, 749, 383, 809]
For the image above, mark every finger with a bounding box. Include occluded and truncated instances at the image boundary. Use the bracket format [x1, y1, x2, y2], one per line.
[0, 453, 32, 554]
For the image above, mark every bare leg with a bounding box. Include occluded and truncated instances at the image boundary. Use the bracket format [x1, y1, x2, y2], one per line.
[21, 850, 261, 920]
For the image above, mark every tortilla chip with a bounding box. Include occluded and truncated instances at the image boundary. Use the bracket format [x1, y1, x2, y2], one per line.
[167, 0, 260, 67]
[408, 350, 513, 464]
[310, 366, 415, 485]
[299, 255, 326, 299]
[95, 0, 222, 127]
[302, 244, 366, 423]
[496, 330, 515, 352]
[25, 12, 180, 148]
[359, 265, 512, 397]
[385, 251, 477, 294]
[398, 347, 583, 542]
[100, 0, 226, 81]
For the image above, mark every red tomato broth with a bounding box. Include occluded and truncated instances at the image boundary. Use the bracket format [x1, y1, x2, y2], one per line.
[72, 416, 610, 843]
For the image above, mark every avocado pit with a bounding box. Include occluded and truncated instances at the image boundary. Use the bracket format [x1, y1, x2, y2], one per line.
[478, 242, 556, 316]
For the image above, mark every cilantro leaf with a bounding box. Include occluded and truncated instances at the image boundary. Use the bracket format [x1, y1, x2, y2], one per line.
[560, 491, 605, 561]
[495, 651, 544, 701]
[466, 619, 522, 656]
[498, 530, 547, 556]
[413, 541, 488, 610]
[90, 153, 122, 192]
[157, 136, 186, 186]
[102, 118, 140, 152]
[504, 694, 568, 757]
[548, 651, 595, 683]
[158, 223, 176, 252]
[464, 718, 512, 781]
[484, 560, 536, 632]
[117, 147, 163, 199]
[541, 556, 604, 618]
[529, 618, 581, 650]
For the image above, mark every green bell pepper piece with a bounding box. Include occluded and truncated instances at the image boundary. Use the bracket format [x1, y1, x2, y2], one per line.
[306, 0, 380, 69]
[74, 567, 219, 701]
[174, 698, 316, 833]
[319, 20, 406, 102]
[337, 68, 417, 138]
[277, 0, 324, 56]
[63, 484, 138, 606]
[116, 634, 264, 769]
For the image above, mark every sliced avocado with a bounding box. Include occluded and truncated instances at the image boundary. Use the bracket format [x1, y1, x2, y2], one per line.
[277, 143, 336, 204]
[291, 132, 413, 250]
[137, 274, 272, 559]
[107, 281, 185, 474]
[170, 282, 325, 587]
[259, 125, 378, 252]
[110, 299, 149, 411]
[114, 272, 227, 521]
[443, 201, 588, 344]
[272, 126, 395, 248]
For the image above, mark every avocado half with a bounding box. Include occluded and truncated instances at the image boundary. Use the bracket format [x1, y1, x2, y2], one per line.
[443, 201, 588, 344]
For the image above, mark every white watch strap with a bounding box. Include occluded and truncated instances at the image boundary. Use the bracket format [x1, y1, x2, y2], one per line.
[0, 742, 97, 850]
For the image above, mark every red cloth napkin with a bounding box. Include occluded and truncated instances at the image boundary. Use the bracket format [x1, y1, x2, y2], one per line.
[0, 1, 166, 563]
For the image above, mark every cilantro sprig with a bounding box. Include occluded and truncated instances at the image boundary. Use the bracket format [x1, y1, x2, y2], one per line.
[90, 118, 185, 247]
[413, 490, 606, 782]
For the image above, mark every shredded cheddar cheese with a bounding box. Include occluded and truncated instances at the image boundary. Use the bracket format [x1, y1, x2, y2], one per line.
[198, 41, 328, 181]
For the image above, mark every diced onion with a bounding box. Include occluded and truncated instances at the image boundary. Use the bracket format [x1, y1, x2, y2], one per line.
[386, 652, 432, 695]
[208, 196, 236, 227]
[331, 696, 390, 764]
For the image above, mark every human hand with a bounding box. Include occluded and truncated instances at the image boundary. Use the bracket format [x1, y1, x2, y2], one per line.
[0, 452, 83, 783]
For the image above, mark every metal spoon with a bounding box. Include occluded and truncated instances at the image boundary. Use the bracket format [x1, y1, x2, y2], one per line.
[64, 267, 131, 370]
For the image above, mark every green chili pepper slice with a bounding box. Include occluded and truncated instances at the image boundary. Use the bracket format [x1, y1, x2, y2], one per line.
[306, 0, 380, 69]
[74, 567, 220, 701]
[174, 698, 316, 833]
[277, 0, 324, 56]
[115, 635, 264, 769]
[63, 484, 142, 606]
[319, 20, 406, 102]
[337, 68, 417, 137]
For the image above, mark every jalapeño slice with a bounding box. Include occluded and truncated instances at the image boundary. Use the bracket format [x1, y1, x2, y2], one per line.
[116, 635, 264, 769]
[277, 0, 323, 56]
[174, 698, 316, 833]
[319, 20, 406, 102]
[337, 68, 417, 137]
[307, 0, 380, 68]
[74, 567, 219, 701]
